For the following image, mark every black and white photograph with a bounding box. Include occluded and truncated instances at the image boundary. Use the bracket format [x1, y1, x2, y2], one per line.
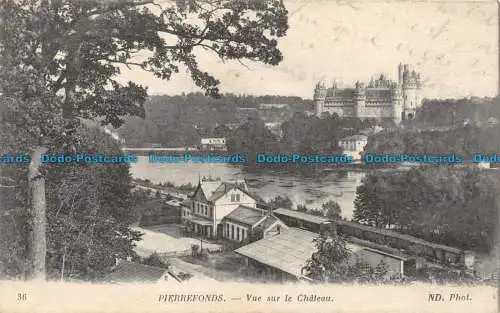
[0, 0, 498, 312]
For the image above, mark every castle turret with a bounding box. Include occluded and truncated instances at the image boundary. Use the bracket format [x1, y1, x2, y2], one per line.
[390, 82, 403, 124]
[398, 63, 404, 87]
[313, 82, 327, 116]
[401, 64, 422, 120]
[353, 81, 365, 118]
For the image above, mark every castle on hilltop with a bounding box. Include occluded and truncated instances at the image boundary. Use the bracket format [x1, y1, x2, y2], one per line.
[313, 63, 422, 123]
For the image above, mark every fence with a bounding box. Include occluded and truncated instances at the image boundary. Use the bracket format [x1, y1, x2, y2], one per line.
[156, 246, 224, 259]
[157, 249, 192, 258]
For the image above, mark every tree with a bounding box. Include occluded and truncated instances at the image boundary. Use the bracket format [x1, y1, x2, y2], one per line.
[322, 200, 341, 219]
[268, 195, 293, 209]
[296, 204, 308, 212]
[308, 208, 324, 216]
[141, 252, 170, 269]
[304, 233, 351, 282]
[353, 174, 389, 228]
[0, 0, 288, 280]
[44, 126, 142, 281]
[347, 258, 374, 283]
[373, 259, 389, 281]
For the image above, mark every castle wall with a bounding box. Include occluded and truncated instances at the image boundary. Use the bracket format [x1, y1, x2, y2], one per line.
[402, 87, 420, 118]
[313, 63, 420, 122]
[358, 103, 394, 118]
[322, 103, 355, 116]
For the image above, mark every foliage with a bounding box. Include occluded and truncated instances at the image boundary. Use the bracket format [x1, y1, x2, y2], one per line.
[119, 93, 311, 147]
[353, 167, 499, 252]
[1, 0, 289, 126]
[414, 97, 500, 128]
[373, 259, 389, 280]
[190, 244, 201, 258]
[0, 123, 143, 280]
[141, 252, 170, 269]
[226, 117, 279, 163]
[267, 195, 293, 209]
[177, 272, 193, 281]
[322, 200, 341, 219]
[0, 0, 290, 280]
[44, 126, 143, 281]
[304, 233, 351, 282]
[137, 198, 181, 226]
[308, 209, 324, 216]
[365, 123, 500, 160]
[296, 204, 308, 212]
[305, 233, 397, 284]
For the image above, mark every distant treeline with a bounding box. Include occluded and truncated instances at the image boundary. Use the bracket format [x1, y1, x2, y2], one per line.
[354, 166, 499, 253]
[415, 96, 500, 127]
[365, 96, 500, 159]
[118, 93, 312, 147]
[366, 124, 500, 160]
[226, 113, 376, 175]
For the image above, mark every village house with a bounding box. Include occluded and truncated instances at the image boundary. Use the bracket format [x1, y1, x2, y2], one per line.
[180, 199, 193, 222]
[222, 206, 288, 243]
[200, 137, 227, 151]
[187, 178, 258, 239]
[264, 122, 284, 139]
[338, 134, 368, 161]
[105, 260, 182, 284]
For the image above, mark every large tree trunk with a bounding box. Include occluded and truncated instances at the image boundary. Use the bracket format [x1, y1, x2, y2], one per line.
[28, 147, 48, 281]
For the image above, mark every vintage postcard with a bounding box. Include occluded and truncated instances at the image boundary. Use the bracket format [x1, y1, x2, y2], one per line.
[0, 0, 498, 312]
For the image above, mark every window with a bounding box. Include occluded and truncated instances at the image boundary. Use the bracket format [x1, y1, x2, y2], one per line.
[236, 194, 240, 201]
[242, 229, 245, 240]
[231, 194, 235, 202]
[204, 206, 207, 215]
[231, 225, 235, 239]
[237, 228, 240, 241]
[226, 224, 229, 237]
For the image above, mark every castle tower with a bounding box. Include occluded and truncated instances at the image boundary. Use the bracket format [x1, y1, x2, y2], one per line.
[398, 63, 404, 87]
[313, 82, 327, 116]
[353, 81, 365, 118]
[401, 64, 422, 120]
[391, 82, 403, 124]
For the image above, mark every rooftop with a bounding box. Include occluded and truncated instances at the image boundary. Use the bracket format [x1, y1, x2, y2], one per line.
[105, 260, 169, 283]
[235, 228, 363, 278]
[258, 215, 281, 230]
[273, 208, 330, 225]
[340, 134, 368, 142]
[224, 205, 267, 226]
[235, 228, 320, 278]
[336, 220, 463, 254]
[197, 179, 251, 202]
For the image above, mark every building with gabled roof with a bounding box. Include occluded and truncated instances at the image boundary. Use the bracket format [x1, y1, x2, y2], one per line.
[187, 177, 258, 239]
[338, 134, 368, 161]
[105, 260, 182, 284]
[222, 205, 288, 243]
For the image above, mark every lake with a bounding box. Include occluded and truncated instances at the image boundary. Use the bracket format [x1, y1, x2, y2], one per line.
[130, 156, 366, 220]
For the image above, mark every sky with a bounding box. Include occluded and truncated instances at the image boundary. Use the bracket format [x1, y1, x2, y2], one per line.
[118, 0, 498, 100]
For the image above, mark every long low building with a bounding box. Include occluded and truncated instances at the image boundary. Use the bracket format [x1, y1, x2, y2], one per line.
[235, 227, 416, 283]
[270, 208, 475, 270]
